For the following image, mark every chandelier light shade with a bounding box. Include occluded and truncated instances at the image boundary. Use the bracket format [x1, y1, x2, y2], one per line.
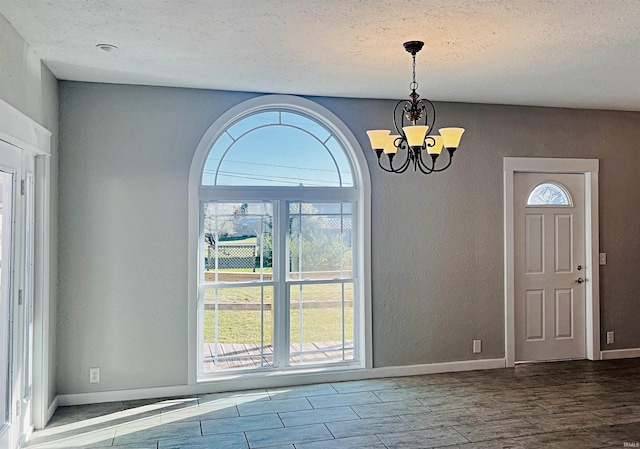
[366, 41, 465, 174]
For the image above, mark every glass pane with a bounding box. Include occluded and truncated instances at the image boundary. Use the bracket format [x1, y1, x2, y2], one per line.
[326, 137, 354, 187]
[203, 286, 274, 372]
[227, 111, 279, 140]
[281, 112, 331, 142]
[217, 126, 341, 186]
[202, 110, 355, 187]
[0, 171, 13, 424]
[289, 202, 353, 280]
[527, 183, 572, 206]
[203, 202, 273, 284]
[289, 283, 354, 365]
[202, 132, 234, 185]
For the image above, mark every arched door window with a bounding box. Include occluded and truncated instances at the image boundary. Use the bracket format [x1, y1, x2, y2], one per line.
[191, 96, 370, 378]
[527, 182, 573, 206]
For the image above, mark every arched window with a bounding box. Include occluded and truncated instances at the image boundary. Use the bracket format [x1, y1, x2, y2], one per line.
[189, 96, 371, 379]
[202, 111, 353, 187]
[527, 182, 572, 206]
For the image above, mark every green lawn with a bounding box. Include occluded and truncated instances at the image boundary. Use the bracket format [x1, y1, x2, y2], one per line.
[204, 283, 353, 303]
[204, 307, 353, 345]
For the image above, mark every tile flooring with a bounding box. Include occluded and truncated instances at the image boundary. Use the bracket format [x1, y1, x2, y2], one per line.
[28, 359, 640, 448]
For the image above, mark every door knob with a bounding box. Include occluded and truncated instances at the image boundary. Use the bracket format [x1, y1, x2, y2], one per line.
[576, 277, 585, 284]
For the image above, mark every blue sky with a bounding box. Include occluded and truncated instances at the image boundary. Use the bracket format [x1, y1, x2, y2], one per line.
[202, 111, 353, 187]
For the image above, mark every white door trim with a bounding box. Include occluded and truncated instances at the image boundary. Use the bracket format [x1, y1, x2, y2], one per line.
[0, 98, 52, 430]
[504, 158, 599, 367]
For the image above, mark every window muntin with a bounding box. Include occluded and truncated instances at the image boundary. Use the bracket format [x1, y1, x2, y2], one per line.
[202, 111, 354, 187]
[527, 182, 573, 206]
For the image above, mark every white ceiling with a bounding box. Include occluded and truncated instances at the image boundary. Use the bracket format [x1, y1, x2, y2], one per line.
[1, 0, 640, 111]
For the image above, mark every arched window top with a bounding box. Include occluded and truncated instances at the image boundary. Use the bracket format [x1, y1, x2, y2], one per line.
[527, 182, 573, 206]
[202, 109, 354, 187]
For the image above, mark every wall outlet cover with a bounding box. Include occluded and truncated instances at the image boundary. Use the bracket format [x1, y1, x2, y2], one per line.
[473, 340, 482, 353]
[89, 367, 100, 383]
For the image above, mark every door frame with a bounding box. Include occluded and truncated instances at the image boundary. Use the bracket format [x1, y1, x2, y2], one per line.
[0, 98, 52, 434]
[504, 157, 599, 367]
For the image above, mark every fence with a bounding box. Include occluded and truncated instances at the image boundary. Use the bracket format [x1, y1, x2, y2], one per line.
[205, 243, 257, 271]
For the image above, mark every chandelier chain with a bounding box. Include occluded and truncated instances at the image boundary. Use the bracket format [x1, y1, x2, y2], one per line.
[410, 53, 418, 91]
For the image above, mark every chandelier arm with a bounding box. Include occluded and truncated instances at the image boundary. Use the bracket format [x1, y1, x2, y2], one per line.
[396, 154, 413, 173]
[393, 100, 406, 135]
[377, 153, 412, 173]
[415, 150, 436, 174]
[393, 151, 413, 173]
[429, 152, 455, 172]
[376, 158, 400, 173]
[424, 98, 436, 134]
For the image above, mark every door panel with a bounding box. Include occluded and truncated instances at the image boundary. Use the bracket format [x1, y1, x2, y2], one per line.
[554, 289, 573, 338]
[525, 290, 544, 340]
[554, 215, 573, 272]
[515, 173, 586, 362]
[525, 214, 544, 274]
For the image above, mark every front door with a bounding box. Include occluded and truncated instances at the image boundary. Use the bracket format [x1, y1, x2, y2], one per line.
[514, 172, 586, 362]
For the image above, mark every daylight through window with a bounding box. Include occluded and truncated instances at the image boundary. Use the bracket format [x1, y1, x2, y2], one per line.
[197, 104, 364, 376]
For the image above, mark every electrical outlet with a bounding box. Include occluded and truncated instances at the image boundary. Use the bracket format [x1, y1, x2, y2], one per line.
[606, 332, 614, 345]
[473, 340, 482, 354]
[89, 367, 100, 383]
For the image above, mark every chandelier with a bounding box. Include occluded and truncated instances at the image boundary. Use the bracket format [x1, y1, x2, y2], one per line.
[366, 41, 465, 174]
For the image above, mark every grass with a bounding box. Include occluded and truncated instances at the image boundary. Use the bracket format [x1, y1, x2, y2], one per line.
[204, 307, 354, 345]
[204, 283, 353, 303]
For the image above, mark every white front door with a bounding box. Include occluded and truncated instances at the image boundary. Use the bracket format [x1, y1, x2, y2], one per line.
[514, 172, 586, 362]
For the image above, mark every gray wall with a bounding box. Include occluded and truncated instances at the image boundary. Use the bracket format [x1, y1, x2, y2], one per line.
[58, 81, 640, 395]
[0, 14, 59, 406]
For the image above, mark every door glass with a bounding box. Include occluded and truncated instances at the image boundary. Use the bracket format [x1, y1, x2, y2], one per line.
[0, 170, 14, 430]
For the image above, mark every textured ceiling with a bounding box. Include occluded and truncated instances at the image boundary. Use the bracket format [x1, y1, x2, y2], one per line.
[1, 0, 640, 110]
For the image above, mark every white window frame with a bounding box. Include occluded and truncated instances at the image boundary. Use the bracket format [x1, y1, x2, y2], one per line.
[188, 95, 372, 384]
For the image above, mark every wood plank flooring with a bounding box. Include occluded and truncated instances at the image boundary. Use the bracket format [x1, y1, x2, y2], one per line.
[29, 358, 640, 448]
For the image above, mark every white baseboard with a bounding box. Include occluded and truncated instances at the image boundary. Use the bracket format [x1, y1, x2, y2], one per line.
[46, 396, 59, 424]
[370, 358, 506, 377]
[600, 348, 640, 360]
[58, 358, 506, 406]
